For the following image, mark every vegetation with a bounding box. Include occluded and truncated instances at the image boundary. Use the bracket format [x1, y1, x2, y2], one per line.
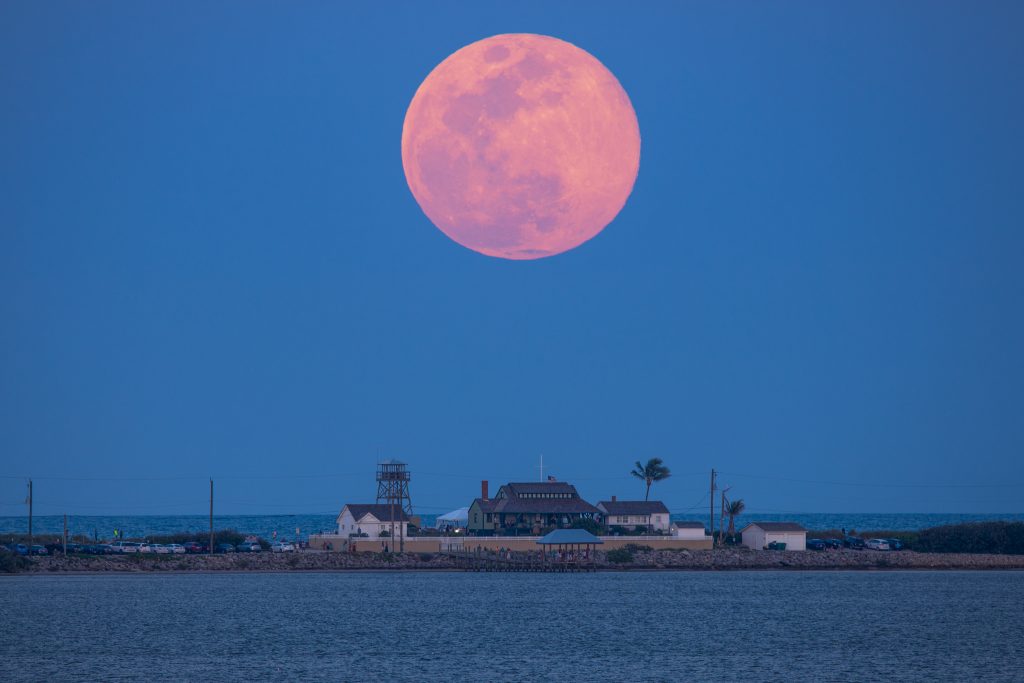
[630, 458, 671, 501]
[726, 499, 746, 535]
[914, 522, 1024, 555]
[606, 548, 634, 563]
[0, 549, 31, 573]
[570, 518, 603, 535]
[623, 543, 653, 553]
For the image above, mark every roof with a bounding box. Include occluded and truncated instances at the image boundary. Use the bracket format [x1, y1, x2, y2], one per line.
[598, 500, 670, 515]
[340, 504, 409, 523]
[536, 529, 604, 545]
[486, 481, 600, 515]
[437, 507, 469, 521]
[741, 522, 806, 533]
[672, 521, 706, 529]
[470, 498, 498, 513]
[505, 481, 578, 495]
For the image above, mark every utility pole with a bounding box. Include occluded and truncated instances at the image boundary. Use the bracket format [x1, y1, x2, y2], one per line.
[709, 469, 716, 548]
[63, 513, 68, 557]
[209, 478, 214, 555]
[537, 454, 544, 481]
[28, 479, 33, 553]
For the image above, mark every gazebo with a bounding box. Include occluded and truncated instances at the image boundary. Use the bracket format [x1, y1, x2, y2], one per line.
[536, 528, 603, 566]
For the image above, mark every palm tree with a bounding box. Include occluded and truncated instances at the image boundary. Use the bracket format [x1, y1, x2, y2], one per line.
[630, 458, 671, 501]
[726, 499, 746, 536]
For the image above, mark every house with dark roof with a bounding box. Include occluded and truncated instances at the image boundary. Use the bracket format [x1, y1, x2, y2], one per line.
[337, 504, 410, 539]
[468, 479, 600, 536]
[596, 497, 671, 532]
[740, 521, 807, 551]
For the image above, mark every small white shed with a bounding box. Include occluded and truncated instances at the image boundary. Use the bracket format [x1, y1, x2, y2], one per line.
[741, 522, 807, 551]
[672, 521, 707, 540]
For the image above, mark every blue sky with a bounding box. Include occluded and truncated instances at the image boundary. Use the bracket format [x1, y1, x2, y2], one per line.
[2, 2, 1023, 517]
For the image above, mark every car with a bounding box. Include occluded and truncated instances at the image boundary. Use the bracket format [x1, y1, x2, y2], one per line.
[270, 541, 295, 553]
[886, 538, 904, 551]
[165, 544, 186, 554]
[824, 539, 842, 550]
[235, 542, 262, 553]
[5, 543, 28, 556]
[215, 543, 235, 553]
[806, 539, 827, 551]
[182, 542, 207, 554]
[112, 542, 140, 554]
[138, 543, 155, 553]
[866, 538, 891, 551]
[843, 536, 866, 549]
[30, 545, 48, 555]
[152, 544, 172, 554]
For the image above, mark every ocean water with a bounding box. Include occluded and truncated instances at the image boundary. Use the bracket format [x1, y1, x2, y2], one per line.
[1, 571, 1022, 682]
[2, 512, 1023, 542]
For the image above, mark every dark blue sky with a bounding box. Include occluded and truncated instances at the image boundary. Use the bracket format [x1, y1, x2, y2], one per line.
[2, 3, 1023, 516]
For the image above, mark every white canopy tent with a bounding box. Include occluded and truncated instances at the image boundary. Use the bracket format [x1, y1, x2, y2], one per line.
[435, 507, 469, 530]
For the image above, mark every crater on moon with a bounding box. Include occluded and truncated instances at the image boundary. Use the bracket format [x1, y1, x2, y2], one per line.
[402, 34, 641, 260]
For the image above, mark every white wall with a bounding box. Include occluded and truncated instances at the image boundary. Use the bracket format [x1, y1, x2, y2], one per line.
[673, 526, 705, 540]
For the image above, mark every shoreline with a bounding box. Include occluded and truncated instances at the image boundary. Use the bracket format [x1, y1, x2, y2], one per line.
[7, 547, 1024, 574]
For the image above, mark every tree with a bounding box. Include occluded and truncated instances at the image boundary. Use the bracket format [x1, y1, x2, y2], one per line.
[630, 458, 671, 501]
[726, 499, 746, 536]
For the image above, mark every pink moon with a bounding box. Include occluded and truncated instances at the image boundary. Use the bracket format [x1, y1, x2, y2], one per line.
[401, 34, 641, 260]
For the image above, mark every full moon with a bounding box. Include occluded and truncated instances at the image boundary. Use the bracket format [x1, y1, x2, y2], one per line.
[402, 34, 641, 260]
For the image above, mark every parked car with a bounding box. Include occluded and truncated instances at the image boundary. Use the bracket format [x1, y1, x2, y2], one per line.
[843, 536, 866, 549]
[30, 545, 48, 555]
[151, 544, 172, 554]
[825, 539, 842, 550]
[93, 544, 116, 555]
[138, 543, 155, 553]
[165, 544, 186, 554]
[866, 538, 891, 551]
[182, 542, 207, 554]
[886, 538, 904, 551]
[807, 539, 827, 551]
[5, 543, 28, 556]
[215, 543, 235, 553]
[110, 541, 137, 553]
[235, 542, 261, 553]
[270, 541, 295, 553]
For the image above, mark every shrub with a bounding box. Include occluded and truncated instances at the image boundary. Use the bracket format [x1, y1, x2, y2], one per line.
[570, 519, 603, 535]
[912, 522, 1024, 555]
[623, 543, 653, 553]
[606, 548, 634, 564]
[0, 549, 30, 574]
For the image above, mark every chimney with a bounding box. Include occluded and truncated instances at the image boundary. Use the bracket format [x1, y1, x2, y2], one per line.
[612, 495, 617, 502]
[481, 480, 489, 500]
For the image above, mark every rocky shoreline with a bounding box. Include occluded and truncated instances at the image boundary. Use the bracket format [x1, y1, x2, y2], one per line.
[7, 547, 1024, 574]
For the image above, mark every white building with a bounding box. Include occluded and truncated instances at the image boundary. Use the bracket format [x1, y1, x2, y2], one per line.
[740, 522, 807, 551]
[672, 521, 707, 540]
[337, 504, 409, 539]
[597, 498, 671, 532]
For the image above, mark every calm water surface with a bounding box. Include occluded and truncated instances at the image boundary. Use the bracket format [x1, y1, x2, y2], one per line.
[1, 571, 1022, 682]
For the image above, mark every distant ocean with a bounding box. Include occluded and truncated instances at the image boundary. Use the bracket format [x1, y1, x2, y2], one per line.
[2, 512, 1023, 542]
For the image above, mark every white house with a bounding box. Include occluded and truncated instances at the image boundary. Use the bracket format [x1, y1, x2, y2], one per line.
[337, 504, 409, 539]
[597, 498, 671, 532]
[672, 521, 707, 540]
[740, 522, 807, 551]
